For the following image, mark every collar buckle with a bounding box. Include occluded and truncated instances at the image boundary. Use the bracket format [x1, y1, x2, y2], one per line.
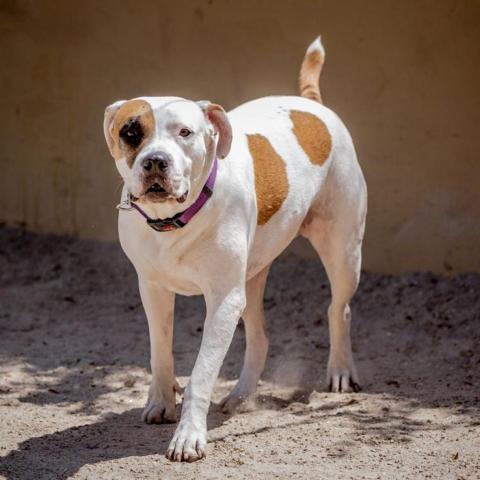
[146, 216, 185, 232]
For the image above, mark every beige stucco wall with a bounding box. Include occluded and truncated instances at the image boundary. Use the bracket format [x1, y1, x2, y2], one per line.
[1, 0, 479, 273]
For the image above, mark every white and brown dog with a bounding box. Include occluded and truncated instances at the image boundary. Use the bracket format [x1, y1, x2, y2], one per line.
[103, 37, 367, 462]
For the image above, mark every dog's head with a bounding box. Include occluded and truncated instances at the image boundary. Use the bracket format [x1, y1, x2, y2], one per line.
[103, 97, 231, 205]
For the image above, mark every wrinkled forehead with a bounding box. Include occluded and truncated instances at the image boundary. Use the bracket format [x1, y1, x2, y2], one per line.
[149, 97, 205, 130]
[118, 96, 205, 130]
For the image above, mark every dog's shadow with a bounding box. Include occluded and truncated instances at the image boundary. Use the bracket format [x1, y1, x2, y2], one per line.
[0, 407, 228, 480]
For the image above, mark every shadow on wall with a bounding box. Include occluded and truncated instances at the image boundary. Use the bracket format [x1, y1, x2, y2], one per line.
[0, 226, 479, 477]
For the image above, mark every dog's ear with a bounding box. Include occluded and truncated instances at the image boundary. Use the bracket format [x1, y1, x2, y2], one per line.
[198, 101, 232, 159]
[103, 100, 126, 157]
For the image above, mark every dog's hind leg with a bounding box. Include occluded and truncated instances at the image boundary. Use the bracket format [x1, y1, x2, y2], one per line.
[220, 264, 270, 413]
[305, 214, 364, 392]
[302, 163, 366, 392]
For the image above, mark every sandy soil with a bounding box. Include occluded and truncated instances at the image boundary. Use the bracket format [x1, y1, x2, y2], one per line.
[0, 225, 479, 479]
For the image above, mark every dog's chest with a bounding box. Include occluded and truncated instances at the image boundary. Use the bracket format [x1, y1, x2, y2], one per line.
[119, 214, 204, 295]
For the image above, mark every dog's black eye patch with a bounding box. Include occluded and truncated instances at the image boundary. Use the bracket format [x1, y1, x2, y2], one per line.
[120, 117, 144, 148]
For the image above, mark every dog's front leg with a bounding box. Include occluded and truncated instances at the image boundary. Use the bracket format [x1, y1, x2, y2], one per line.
[138, 279, 178, 424]
[166, 281, 246, 462]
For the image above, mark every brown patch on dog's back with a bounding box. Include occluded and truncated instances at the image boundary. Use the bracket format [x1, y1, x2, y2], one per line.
[247, 134, 289, 225]
[290, 110, 332, 166]
[111, 99, 155, 167]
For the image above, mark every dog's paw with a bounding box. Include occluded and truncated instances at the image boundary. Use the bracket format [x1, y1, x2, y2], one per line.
[165, 420, 207, 462]
[219, 387, 255, 414]
[219, 393, 246, 414]
[142, 398, 177, 424]
[142, 378, 180, 424]
[327, 351, 361, 393]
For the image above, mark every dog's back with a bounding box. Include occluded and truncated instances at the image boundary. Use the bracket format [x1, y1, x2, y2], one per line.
[224, 38, 364, 279]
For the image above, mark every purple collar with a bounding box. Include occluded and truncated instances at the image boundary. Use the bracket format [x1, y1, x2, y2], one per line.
[129, 157, 218, 232]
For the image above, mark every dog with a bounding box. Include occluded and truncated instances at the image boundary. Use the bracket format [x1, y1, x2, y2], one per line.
[103, 36, 367, 462]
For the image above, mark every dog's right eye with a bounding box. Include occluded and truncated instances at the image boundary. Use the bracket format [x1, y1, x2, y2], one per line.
[120, 119, 144, 147]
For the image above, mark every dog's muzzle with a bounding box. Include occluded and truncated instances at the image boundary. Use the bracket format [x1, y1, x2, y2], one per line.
[118, 157, 218, 233]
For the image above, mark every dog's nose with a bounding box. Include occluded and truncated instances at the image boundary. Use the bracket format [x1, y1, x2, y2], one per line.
[142, 153, 170, 172]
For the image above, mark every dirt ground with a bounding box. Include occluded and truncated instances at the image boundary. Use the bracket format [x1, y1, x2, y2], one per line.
[0, 225, 479, 480]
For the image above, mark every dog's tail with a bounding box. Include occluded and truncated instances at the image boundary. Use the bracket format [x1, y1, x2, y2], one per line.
[298, 36, 325, 104]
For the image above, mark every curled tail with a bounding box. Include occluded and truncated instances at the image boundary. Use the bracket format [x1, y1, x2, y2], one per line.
[298, 36, 325, 104]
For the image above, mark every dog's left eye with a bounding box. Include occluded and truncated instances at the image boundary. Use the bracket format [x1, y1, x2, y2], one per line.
[179, 128, 193, 138]
[120, 119, 144, 147]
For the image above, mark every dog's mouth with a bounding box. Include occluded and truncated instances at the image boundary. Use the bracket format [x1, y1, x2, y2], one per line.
[136, 182, 188, 204]
[142, 182, 169, 203]
[146, 182, 166, 194]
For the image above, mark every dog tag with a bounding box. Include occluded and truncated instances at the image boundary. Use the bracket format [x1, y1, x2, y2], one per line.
[116, 195, 133, 211]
